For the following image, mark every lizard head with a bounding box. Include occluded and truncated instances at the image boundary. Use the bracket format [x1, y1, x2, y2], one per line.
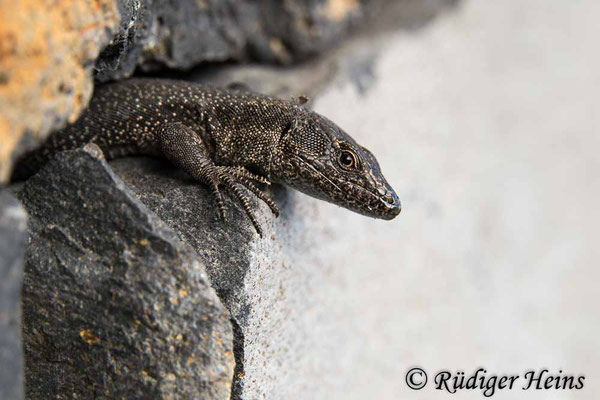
[274, 108, 401, 220]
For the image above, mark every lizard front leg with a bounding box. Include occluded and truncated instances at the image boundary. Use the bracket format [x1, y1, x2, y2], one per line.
[156, 123, 279, 236]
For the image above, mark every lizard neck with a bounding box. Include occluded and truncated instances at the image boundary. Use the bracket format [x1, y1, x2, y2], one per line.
[206, 98, 294, 180]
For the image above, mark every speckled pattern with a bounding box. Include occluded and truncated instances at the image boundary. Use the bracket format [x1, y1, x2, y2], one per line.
[14, 78, 401, 234]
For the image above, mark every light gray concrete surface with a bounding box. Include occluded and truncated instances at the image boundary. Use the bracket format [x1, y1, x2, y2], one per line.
[246, 0, 600, 398]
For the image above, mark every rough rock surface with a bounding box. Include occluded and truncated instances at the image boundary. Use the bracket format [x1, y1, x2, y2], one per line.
[0, 0, 119, 183]
[17, 145, 234, 399]
[96, 0, 458, 82]
[0, 191, 28, 400]
[96, 0, 373, 81]
[111, 157, 303, 400]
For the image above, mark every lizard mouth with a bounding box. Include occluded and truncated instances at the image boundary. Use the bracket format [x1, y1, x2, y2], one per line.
[293, 155, 401, 219]
[348, 181, 401, 220]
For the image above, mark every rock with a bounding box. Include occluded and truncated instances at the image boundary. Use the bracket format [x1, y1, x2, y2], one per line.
[0, 191, 28, 400]
[95, 0, 460, 82]
[0, 0, 119, 183]
[17, 145, 234, 399]
[110, 157, 299, 400]
[95, 0, 373, 81]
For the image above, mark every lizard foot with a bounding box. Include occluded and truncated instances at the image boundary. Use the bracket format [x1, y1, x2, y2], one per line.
[212, 166, 280, 237]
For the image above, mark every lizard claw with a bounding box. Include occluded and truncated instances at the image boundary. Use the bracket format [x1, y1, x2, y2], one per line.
[235, 176, 279, 217]
[213, 166, 279, 236]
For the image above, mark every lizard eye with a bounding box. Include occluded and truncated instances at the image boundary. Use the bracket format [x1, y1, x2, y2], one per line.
[338, 150, 358, 169]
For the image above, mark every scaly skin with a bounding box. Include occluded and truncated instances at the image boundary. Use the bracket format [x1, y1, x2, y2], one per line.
[13, 78, 401, 235]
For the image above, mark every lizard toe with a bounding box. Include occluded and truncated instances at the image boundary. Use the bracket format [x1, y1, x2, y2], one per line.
[218, 173, 265, 237]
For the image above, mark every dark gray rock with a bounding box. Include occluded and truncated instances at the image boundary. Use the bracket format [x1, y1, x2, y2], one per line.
[111, 157, 281, 317]
[95, 0, 458, 81]
[110, 155, 324, 400]
[95, 0, 368, 81]
[17, 145, 234, 400]
[0, 190, 28, 400]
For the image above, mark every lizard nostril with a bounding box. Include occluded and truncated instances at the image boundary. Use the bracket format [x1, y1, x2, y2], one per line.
[385, 195, 395, 204]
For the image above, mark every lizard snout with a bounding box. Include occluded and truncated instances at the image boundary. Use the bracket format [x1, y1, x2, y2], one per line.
[380, 189, 402, 220]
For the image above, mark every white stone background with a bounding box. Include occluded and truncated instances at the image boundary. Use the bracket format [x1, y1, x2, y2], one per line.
[267, 0, 600, 399]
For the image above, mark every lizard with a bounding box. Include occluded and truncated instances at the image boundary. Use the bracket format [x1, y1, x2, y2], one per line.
[12, 78, 401, 236]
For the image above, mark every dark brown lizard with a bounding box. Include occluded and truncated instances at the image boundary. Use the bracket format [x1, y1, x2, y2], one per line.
[13, 78, 401, 235]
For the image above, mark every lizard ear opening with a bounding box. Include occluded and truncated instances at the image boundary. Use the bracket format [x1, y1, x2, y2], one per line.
[280, 117, 306, 142]
[279, 120, 295, 142]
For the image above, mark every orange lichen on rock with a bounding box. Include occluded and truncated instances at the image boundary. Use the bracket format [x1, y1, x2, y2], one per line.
[0, 0, 119, 182]
[79, 329, 100, 345]
[320, 0, 360, 21]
